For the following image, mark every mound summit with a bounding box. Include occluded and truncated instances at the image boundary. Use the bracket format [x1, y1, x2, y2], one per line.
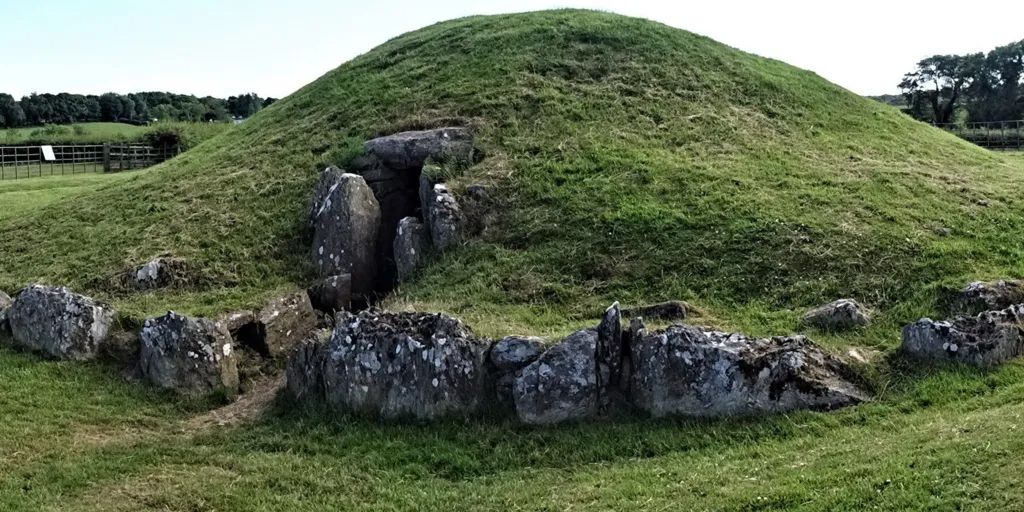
[1, 9, 1022, 339]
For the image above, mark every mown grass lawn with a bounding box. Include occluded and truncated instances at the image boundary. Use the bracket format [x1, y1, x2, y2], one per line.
[0, 172, 145, 223]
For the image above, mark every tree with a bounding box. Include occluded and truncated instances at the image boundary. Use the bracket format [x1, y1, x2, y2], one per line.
[900, 53, 984, 124]
[98, 93, 123, 122]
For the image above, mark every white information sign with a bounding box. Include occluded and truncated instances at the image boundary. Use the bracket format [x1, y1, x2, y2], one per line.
[41, 145, 56, 161]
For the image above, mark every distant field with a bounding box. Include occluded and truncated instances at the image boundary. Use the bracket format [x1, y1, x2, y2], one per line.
[0, 122, 147, 145]
[0, 121, 231, 146]
[0, 172, 144, 222]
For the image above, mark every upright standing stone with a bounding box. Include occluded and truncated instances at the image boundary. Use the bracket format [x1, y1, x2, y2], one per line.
[489, 335, 546, 406]
[307, 274, 353, 313]
[6, 285, 115, 360]
[311, 172, 381, 296]
[394, 217, 429, 282]
[307, 310, 490, 420]
[596, 302, 623, 394]
[139, 312, 239, 394]
[513, 330, 599, 425]
[427, 184, 463, 252]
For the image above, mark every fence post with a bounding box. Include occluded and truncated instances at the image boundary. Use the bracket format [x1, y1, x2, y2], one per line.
[102, 143, 111, 172]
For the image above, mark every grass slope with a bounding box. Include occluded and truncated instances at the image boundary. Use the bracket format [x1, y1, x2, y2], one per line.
[1, 10, 1020, 337]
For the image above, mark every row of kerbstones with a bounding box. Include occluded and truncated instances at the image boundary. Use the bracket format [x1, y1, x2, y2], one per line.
[286, 303, 869, 424]
[0, 284, 316, 394]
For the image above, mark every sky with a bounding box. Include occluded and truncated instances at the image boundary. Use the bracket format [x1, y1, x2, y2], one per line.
[3, 0, 1023, 99]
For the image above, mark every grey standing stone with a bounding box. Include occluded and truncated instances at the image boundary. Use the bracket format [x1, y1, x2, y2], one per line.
[489, 335, 546, 406]
[286, 329, 331, 402]
[307, 274, 353, 313]
[7, 285, 115, 360]
[257, 292, 318, 359]
[596, 302, 624, 393]
[630, 326, 866, 418]
[0, 291, 13, 339]
[902, 304, 1024, 366]
[308, 310, 489, 420]
[309, 166, 347, 227]
[311, 172, 381, 296]
[427, 184, 463, 252]
[139, 312, 239, 394]
[513, 330, 599, 425]
[951, 280, 1024, 316]
[394, 217, 429, 282]
[801, 299, 870, 331]
[364, 127, 474, 171]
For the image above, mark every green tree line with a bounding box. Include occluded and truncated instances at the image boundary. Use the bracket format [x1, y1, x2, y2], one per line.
[900, 39, 1024, 124]
[0, 91, 276, 128]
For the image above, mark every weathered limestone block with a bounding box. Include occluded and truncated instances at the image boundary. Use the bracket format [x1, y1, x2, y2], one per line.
[135, 257, 186, 289]
[311, 171, 381, 296]
[513, 330, 599, 425]
[802, 299, 870, 330]
[902, 304, 1024, 366]
[364, 127, 474, 171]
[293, 310, 489, 420]
[139, 312, 239, 394]
[630, 326, 866, 418]
[951, 280, 1024, 316]
[394, 217, 429, 282]
[489, 335, 546, 405]
[7, 285, 115, 360]
[427, 184, 463, 252]
[0, 291, 12, 339]
[257, 291, 317, 359]
[597, 302, 624, 392]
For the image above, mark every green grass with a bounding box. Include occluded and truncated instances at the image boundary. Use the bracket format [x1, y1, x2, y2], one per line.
[3, 9, 1024, 509]
[2, 346, 1024, 511]
[0, 121, 230, 146]
[0, 172, 145, 222]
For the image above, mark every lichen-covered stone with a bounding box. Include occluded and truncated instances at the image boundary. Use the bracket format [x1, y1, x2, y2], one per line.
[427, 184, 463, 252]
[139, 312, 238, 394]
[286, 329, 331, 402]
[489, 335, 546, 406]
[307, 274, 353, 313]
[513, 330, 599, 425]
[951, 280, 1024, 316]
[630, 326, 866, 418]
[364, 127, 474, 171]
[902, 304, 1024, 366]
[597, 302, 624, 394]
[0, 291, 12, 339]
[7, 285, 115, 360]
[257, 291, 318, 359]
[394, 217, 429, 282]
[135, 257, 186, 289]
[290, 310, 490, 420]
[801, 299, 870, 331]
[311, 171, 381, 296]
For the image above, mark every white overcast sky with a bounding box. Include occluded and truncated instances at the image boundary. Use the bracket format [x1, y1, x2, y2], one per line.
[4, 0, 1023, 99]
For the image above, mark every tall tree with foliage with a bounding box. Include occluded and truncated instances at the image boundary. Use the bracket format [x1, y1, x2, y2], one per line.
[900, 53, 984, 124]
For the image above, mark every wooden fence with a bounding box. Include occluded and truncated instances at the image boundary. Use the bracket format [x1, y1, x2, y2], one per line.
[936, 120, 1024, 151]
[0, 143, 177, 180]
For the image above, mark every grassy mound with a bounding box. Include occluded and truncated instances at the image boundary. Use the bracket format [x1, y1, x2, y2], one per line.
[1, 9, 1021, 343]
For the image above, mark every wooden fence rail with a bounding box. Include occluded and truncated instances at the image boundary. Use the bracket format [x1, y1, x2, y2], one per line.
[935, 120, 1024, 151]
[0, 143, 177, 180]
